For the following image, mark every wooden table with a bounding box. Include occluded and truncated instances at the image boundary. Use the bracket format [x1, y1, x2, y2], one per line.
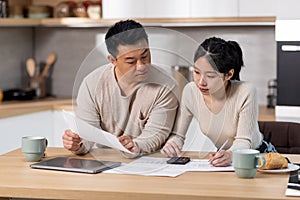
[0, 147, 299, 200]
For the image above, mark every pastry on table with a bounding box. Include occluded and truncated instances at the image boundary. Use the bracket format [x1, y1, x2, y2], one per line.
[259, 152, 288, 170]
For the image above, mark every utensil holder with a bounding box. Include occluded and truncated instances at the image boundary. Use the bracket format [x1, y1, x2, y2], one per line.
[28, 76, 46, 98]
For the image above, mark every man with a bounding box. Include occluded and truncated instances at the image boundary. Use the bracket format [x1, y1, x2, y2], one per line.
[62, 20, 179, 158]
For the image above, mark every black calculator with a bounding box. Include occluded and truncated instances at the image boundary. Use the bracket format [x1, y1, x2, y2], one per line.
[166, 157, 191, 165]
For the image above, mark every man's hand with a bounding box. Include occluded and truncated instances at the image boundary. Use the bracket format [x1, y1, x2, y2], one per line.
[160, 141, 182, 157]
[62, 129, 82, 152]
[118, 135, 138, 153]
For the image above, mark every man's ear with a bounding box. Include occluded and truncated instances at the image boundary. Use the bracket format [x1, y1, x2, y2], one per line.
[107, 54, 117, 65]
[226, 69, 234, 80]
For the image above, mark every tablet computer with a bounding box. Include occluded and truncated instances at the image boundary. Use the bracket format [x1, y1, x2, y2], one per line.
[30, 157, 121, 174]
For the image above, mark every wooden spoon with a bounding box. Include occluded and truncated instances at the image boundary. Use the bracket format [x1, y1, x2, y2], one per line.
[26, 58, 36, 77]
[41, 53, 56, 77]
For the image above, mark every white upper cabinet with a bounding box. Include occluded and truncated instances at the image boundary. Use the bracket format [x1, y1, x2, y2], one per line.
[144, 0, 190, 18]
[102, 0, 239, 19]
[276, 0, 300, 19]
[102, 0, 281, 19]
[103, 0, 190, 19]
[239, 0, 276, 17]
[190, 0, 238, 18]
[102, 0, 145, 19]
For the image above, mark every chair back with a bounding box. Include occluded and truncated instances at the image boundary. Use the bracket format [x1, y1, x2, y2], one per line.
[258, 121, 300, 154]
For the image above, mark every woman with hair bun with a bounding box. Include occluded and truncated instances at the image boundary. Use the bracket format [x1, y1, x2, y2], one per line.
[161, 37, 275, 166]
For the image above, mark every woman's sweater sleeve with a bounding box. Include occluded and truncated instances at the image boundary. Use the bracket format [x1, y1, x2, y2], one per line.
[167, 84, 194, 147]
[229, 84, 263, 151]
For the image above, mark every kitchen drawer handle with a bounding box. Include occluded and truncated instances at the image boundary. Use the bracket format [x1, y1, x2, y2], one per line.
[281, 45, 300, 52]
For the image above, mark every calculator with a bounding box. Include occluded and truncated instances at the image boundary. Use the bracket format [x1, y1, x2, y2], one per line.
[166, 157, 191, 165]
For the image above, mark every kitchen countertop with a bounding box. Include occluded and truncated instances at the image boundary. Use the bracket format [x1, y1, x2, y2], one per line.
[0, 98, 275, 121]
[258, 105, 275, 121]
[0, 98, 74, 119]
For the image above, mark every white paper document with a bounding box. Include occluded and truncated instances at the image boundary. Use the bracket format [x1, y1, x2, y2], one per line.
[105, 163, 186, 177]
[184, 159, 234, 172]
[105, 156, 234, 177]
[105, 157, 186, 177]
[62, 111, 133, 154]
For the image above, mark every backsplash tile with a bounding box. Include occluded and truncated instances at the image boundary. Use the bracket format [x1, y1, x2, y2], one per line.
[0, 28, 33, 90]
[0, 26, 275, 105]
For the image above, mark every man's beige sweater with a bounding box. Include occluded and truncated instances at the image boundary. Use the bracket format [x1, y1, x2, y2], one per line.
[74, 64, 179, 157]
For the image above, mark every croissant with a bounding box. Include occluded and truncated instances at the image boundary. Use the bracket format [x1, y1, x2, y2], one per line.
[259, 152, 288, 170]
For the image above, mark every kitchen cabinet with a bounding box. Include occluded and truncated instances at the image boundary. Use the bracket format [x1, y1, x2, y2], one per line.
[0, 110, 74, 155]
[103, 0, 190, 19]
[11, 0, 300, 28]
[0, 111, 53, 155]
[0, 98, 73, 155]
[103, 0, 276, 19]
[276, 0, 300, 19]
[239, 0, 276, 17]
[102, 0, 144, 19]
[1, 0, 276, 27]
[145, 0, 190, 18]
[102, 0, 191, 19]
[240, 0, 300, 19]
[190, 0, 238, 18]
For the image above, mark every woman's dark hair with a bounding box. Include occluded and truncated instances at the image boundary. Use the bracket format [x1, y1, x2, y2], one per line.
[193, 37, 244, 81]
[105, 19, 149, 58]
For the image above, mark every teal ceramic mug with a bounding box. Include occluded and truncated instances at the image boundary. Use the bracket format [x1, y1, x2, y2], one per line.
[22, 136, 48, 162]
[232, 149, 266, 178]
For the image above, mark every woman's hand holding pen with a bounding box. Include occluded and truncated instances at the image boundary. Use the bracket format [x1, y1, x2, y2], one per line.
[209, 139, 231, 166]
[209, 150, 232, 167]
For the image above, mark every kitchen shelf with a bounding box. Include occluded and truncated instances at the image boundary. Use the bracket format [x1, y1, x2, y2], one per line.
[0, 17, 276, 27]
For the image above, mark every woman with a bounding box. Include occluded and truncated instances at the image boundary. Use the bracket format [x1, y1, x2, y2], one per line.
[161, 37, 272, 167]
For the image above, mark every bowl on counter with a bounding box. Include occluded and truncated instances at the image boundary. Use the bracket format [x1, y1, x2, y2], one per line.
[27, 5, 53, 19]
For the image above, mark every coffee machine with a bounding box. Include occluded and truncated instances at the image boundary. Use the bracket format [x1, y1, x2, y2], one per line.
[267, 79, 277, 108]
[275, 19, 300, 122]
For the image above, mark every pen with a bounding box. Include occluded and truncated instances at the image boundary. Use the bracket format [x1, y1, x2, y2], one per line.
[208, 139, 229, 163]
[216, 139, 229, 153]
